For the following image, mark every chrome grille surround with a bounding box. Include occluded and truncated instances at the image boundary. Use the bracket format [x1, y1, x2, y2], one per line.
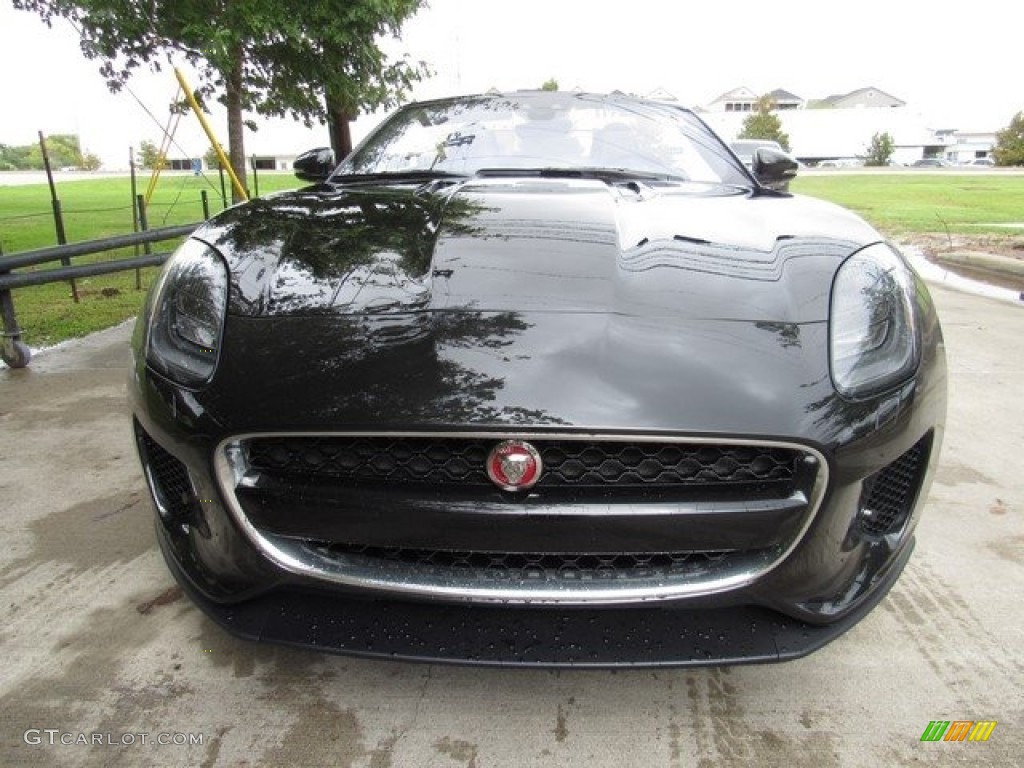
[214, 431, 828, 605]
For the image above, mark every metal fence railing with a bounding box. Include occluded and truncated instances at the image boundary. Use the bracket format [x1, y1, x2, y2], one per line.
[0, 222, 200, 368]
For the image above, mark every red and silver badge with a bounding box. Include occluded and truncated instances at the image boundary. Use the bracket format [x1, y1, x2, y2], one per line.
[486, 440, 543, 492]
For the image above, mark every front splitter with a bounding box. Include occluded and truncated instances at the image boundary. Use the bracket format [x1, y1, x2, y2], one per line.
[159, 524, 912, 668]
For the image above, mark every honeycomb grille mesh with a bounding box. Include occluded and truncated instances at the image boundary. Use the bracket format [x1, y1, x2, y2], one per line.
[138, 428, 194, 520]
[246, 436, 799, 490]
[313, 543, 733, 583]
[860, 438, 929, 536]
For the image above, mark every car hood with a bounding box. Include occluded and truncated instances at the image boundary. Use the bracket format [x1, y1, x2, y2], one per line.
[197, 178, 880, 324]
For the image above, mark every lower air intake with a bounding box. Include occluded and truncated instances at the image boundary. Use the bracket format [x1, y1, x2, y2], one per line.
[136, 424, 195, 521]
[860, 436, 929, 536]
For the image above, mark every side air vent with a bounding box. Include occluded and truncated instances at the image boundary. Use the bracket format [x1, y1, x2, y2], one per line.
[859, 437, 929, 536]
[135, 423, 196, 522]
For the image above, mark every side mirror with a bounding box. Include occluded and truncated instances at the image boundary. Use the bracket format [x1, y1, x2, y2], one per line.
[752, 147, 799, 191]
[293, 147, 336, 182]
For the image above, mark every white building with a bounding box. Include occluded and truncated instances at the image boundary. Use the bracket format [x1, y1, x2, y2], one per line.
[698, 85, 987, 165]
[705, 86, 760, 113]
[701, 106, 946, 165]
[810, 86, 906, 110]
[944, 130, 997, 163]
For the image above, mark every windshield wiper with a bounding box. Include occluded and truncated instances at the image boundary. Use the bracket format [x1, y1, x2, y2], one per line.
[329, 169, 469, 184]
[474, 167, 687, 183]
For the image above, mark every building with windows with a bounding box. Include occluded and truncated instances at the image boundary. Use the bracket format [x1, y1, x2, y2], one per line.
[943, 130, 997, 163]
[706, 86, 803, 113]
[705, 86, 760, 113]
[700, 84, 994, 165]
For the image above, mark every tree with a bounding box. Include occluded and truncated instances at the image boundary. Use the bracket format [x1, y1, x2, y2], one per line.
[0, 134, 86, 169]
[992, 111, 1024, 167]
[247, 2, 430, 160]
[14, 1, 429, 197]
[737, 95, 791, 152]
[204, 145, 225, 170]
[541, 78, 559, 91]
[0, 143, 34, 170]
[38, 133, 85, 168]
[80, 151, 102, 170]
[136, 141, 165, 171]
[865, 132, 895, 166]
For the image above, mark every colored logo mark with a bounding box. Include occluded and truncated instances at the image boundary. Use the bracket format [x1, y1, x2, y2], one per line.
[920, 720, 997, 742]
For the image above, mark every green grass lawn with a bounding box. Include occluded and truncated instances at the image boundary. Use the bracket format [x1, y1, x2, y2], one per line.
[0, 172, 301, 348]
[0, 171, 300, 253]
[790, 172, 1024, 236]
[2, 171, 1022, 350]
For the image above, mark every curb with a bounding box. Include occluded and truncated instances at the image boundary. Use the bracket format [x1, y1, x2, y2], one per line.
[934, 250, 1024, 278]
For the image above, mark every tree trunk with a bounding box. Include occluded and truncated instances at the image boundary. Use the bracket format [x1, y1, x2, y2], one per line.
[326, 97, 355, 161]
[225, 43, 248, 202]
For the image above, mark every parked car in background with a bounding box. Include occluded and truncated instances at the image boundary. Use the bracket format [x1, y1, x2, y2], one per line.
[131, 90, 946, 667]
[912, 158, 950, 168]
[816, 159, 864, 169]
[968, 157, 995, 167]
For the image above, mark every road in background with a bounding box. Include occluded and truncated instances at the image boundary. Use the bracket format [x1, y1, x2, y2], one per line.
[1, 284, 1021, 767]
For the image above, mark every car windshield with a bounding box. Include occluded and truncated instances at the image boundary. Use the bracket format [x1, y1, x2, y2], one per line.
[336, 92, 749, 186]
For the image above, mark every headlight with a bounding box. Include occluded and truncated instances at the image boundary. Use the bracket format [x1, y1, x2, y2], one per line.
[145, 239, 228, 388]
[830, 243, 920, 398]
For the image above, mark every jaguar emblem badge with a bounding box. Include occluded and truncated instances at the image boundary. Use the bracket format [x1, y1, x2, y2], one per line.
[486, 440, 543, 492]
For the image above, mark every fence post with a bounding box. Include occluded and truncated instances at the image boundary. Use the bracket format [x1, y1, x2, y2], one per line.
[217, 165, 227, 210]
[38, 130, 79, 304]
[250, 156, 260, 198]
[130, 147, 142, 289]
[201, 189, 210, 219]
[0, 244, 31, 368]
[136, 195, 152, 256]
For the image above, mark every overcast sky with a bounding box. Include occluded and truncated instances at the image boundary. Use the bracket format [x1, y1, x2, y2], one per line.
[1, 0, 1021, 168]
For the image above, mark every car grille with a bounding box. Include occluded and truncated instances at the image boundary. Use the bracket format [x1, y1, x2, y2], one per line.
[245, 435, 800, 494]
[311, 543, 732, 584]
[860, 437, 929, 536]
[217, 432, 826, 602]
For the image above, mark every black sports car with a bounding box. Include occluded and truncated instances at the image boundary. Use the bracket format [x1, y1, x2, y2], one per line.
[130, 91, 946, 667]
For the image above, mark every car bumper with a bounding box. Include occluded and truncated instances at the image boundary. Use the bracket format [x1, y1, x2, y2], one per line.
[129, 305, 946, 666]
[159, 518, 913, 667]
